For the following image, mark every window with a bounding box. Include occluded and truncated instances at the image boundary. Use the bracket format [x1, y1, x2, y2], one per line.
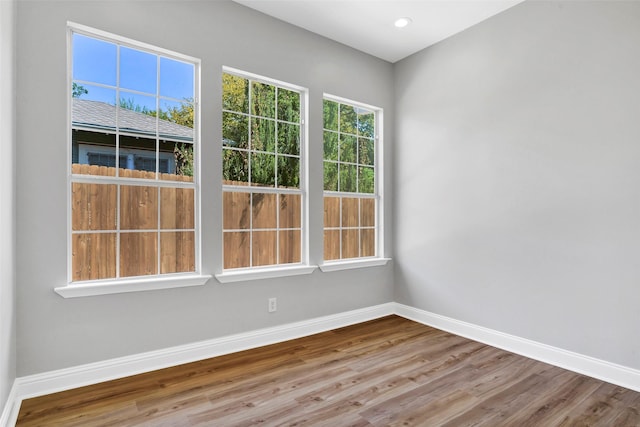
[221, 69, 306, 271]
[67, 24, 203, 288]
[322, 96, 381, 262]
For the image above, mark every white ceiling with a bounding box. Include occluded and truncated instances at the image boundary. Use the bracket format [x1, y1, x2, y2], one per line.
[233, 0, 525, 63]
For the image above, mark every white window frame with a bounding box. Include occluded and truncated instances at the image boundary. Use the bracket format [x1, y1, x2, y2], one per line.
[216, 67, 315, 283]
[56, 22, 211, 298]
[319, 94, 390, 272]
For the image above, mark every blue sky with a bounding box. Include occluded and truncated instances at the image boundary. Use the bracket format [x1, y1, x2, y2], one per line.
[72, 33, 194, 110]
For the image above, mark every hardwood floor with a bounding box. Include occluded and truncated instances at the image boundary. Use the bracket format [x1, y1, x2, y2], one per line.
[16, 316, 640, 426]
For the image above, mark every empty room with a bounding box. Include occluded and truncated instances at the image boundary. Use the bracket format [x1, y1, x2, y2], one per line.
[1, 0, 639, 425]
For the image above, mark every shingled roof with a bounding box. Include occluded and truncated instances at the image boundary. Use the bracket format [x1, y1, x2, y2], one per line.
[72, 98, 193, 142]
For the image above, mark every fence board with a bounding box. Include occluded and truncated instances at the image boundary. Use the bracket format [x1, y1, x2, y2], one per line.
[70, 164, 374, 276]
[120, 232, 158, 277]
[120, 185, 158, 230]
[253, 230, 277, 266]
[161, 187, 194, 230]
[280, 230, 301, 264]
[72, 233, 117, 281]
[72, 183, 117, 231]
[223, 232, 250, 269]
[279, 194, 300, 229]
[161, 231, 195, 274]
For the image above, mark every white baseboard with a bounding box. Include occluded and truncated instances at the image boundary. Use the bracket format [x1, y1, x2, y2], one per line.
[394, 303, 640, 393]
[5, 303, 394, 427]
[0, 383, 19, 427]
[4, 301, 640, 427]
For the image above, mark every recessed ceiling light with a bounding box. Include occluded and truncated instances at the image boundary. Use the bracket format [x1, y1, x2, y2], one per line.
[394, 17, 412, 28]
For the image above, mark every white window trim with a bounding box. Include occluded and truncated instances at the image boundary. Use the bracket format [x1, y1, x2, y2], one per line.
[322, 94, 387, 267]
[220, 66, 311, 276]
[319, 257, 391, 272]
[215, 265, 316, 284]
[55, 274, 212, 298]
[62, 22, 204, 297]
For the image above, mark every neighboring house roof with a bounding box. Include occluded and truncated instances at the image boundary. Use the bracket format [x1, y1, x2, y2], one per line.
[72, 98, 193, 142]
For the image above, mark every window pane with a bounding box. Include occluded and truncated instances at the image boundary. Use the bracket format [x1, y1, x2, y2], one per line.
[160, 187, 194, 229]
[120, 47, 157, 94]
[340, 104, 357, 135]
[223, 112, 249, 149]
[361, 229, 375, 257]
[324, 197, 340, 228]
[70, 30, 199, 283]
[340, 134, 357, 163]
[358, 111, 375, 138]
[72, 85, 118, 176]
[359, 166, 375, 194]
[118, 92, 159, 178]
[324, 230, 340, 261]
[323, 131, 338, 161]
[223, 191, 250, 230]
[222, 73, 249, 113]
[277, 156, 299, 189]
[279, 230, 301, 264]
[72, 33, 116, 86]
[342, 229, 359, 259]
[322, 97, 379, 263]
[277, 88, 300, 123]
[277, 122, 299, 155]
[252, 193, 277, 229]
[72, 183, 117, 231]
[160, 57, 194, 101]
[159, 141, 194, 181]
[251, 118, 276, 152]
[342, 197, 359, 228]
[251, 82, 275, 118]
[72, 233, 117, 281]
[323, 99, 338, 131]
[360, 198, 375, 227]
[358, 138, 374, 166]
[160, 98, 194, 141]
[160, 231, 195, 273]
[224, 232, 250, 269]
[223, 149, 249, 184]
[279, 194, 301, 229]
[222, 71, 305, 270]
[339, 164, 357, 193]
[251, 153, 275, 187]
[323, 162, 338, 191]
[72, 83, 116, 107]
[72, 132, 117, 177]
[120, 185, 158, 230]
[120, 232, 158, 277]
[252, 231, 277, 266]
[118, 137, 158, 179]
[119, 91, 157, 134]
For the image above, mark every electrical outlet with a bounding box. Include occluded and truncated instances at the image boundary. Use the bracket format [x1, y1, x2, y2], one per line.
[268, 297, 277, 313]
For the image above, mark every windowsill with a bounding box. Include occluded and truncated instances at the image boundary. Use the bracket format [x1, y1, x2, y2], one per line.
[54, 274, 212, 298]
[319, 257, 391, 272]
[215, 264, 317, 283]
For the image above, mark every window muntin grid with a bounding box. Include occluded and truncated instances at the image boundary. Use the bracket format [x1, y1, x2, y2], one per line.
[222, 70, 305, 270]
[69, 26, 200, 283]
[323, 97, 380, 261]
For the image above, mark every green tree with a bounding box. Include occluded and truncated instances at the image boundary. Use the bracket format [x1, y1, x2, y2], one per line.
[72, 82, 88, 98]
[222, 74, 301, 188]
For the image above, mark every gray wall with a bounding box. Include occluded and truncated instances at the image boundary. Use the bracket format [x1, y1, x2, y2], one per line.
[0, 0, 17, 412]
[16, 1, 394, 376]
[394, 0, 640, 369]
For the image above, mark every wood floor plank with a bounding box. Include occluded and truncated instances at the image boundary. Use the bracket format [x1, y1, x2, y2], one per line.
[16, 316, 640, 426]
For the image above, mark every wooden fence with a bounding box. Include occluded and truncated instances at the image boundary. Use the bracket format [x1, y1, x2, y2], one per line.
[71, 164, 374, 280]
[72, 164, 195, 281]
